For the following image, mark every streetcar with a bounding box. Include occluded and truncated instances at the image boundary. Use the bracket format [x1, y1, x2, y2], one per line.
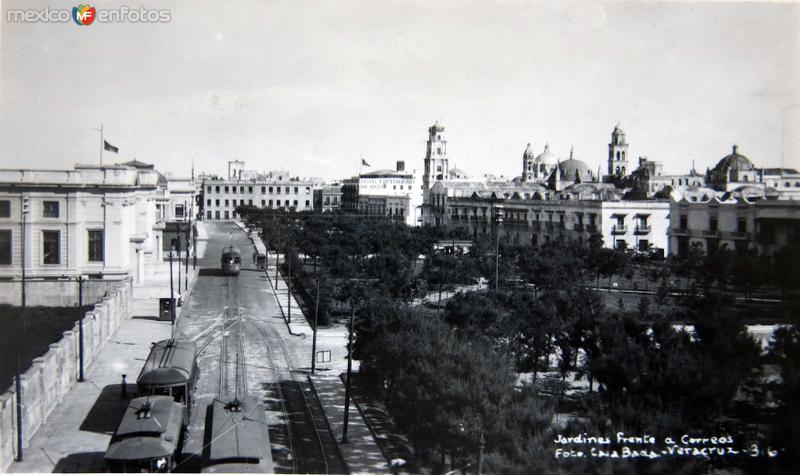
[221, 246, 242, 275]
[137, 339, 198, 412]
[201, 397, 273, 473]
[105, 395, 185, 473]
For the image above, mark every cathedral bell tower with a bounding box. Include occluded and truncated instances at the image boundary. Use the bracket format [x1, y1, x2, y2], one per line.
[423, 122, 449, 203]
[608, 124, 629, 178]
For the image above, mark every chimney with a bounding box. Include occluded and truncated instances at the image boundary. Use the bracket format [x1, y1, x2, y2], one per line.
[733, 144, 739, 155]
[396, 161, 405, 172]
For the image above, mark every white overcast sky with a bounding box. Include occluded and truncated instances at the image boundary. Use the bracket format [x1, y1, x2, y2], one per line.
[1, 0, 798, 179]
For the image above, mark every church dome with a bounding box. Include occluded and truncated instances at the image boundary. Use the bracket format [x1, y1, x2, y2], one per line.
[429, 121, 445, 133]
[713, 145, 754, 172]
[558, 148, 594, 182]
[534, 143, 559, 166]
[523, 143, 536, 158]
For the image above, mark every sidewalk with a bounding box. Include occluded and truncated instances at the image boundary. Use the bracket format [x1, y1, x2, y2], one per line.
[260, 242, 393, 474]
[310, 374, 393, 474]
[8, 262, 199, 473]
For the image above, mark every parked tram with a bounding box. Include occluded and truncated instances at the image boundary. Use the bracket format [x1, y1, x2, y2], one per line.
[221, 246, 242, 275]
[137, 339, 198, 412]
[201, 397, 273, 473]
[105, 396, 185, 473]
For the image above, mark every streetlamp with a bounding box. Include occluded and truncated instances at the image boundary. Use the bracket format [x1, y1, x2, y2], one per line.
[342, 302, 355, 443]
[169, 245, 176, 328]
[77, 275, 86, 382]
[287, 244, 292, 325]
[15, 196, 29, 461]
[175, 223, 182, 297]
[184, 204, 189, 293]
[495, 210, 504, 291]
[310, 275, 321, 374]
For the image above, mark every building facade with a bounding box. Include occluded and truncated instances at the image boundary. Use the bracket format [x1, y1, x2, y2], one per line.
[0, 164, 162, 305]
[669, 195, 800, 257]
[201, 171, 316, 220]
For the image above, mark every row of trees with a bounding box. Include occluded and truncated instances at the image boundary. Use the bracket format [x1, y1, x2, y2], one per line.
[237, 207, 798, 473]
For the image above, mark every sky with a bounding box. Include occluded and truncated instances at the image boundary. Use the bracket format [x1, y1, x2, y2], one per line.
[1, 0, 799, 180]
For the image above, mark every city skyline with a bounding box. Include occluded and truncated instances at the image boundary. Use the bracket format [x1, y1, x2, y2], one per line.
[1, 0, 798, 179]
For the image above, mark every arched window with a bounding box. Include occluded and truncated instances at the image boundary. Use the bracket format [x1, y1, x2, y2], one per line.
[617, 151, 621, 160]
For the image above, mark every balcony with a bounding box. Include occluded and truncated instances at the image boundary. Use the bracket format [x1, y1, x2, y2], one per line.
[611, 225, 627, 235]
[726, 230, 748, 239]
[672, 227, 690, 236]
[634, 225, 651, 235]
[702, 229, 719, 237]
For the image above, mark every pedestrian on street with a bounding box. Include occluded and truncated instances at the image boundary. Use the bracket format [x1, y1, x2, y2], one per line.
[121, 374, 128, 399]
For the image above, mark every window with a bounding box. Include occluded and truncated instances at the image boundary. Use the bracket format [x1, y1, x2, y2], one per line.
[206, 199, 211, 206]
[207, 211, 212, 219]
[737, 218, 747, 233]
[276, 200, 281, 206]
[709, 217, 718, 232]
[269, 200, 273, 207]
[88, 230, 103, 262]
[294, 187, 299, 194]
[215, 199, 220, 206]
[638, 239, 649, 252]
[249, 186, 253, 193]
[240, 186, 244, 193]
[224, 211, 230, 219]
[615, 239, 626, 250]
[0, 230, 11, 265]
[293, 200, 298, 207]
[42, 230, 60, 264]
[261, 200, 266, 206]
[269, 186, 273, 194]
[43, 201, 59, 218]
[207, 186, 212, 193]
[248, 199, 253, 205]
[215, 211, 220, 219]
[175, 204, 185, 218]
[224, 186, 229, 193]
[0, 201, 10, 218]
[224, 199, 229, 207]
[679, 215, 688, 230]
[305, 200, 310, 207]
[215, 186, 220, 193]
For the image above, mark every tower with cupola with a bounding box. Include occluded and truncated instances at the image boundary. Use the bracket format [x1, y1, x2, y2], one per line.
[423, 122, 449, 203]
[608, 124, 629, 178]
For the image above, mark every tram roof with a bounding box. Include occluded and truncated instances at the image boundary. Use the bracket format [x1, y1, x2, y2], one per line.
[105, 396, 183, 461]
[137, 339, 196, 387]
[206, 397, 269, 467]
[222, 246, 242, 256]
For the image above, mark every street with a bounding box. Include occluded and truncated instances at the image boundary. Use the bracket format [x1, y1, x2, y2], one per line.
[174, 221, 344, 473]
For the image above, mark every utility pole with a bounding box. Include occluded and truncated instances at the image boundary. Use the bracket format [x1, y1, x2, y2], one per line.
[78, 275, 85, 382]
[311, 276, 320, 374]
[342, 304, 355, 443]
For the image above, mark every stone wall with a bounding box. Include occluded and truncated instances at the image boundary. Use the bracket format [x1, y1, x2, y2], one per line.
[0, 279, 132, 471]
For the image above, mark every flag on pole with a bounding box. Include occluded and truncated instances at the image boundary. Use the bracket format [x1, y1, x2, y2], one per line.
[361, 158, 371, 167]
[104, 140, 119, 153]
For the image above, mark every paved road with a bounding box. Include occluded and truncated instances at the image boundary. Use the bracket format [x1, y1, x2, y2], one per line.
[174, 221, 344, 473]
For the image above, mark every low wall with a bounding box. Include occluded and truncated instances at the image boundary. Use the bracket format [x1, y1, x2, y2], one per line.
[0, 278, 133, 471]
[0, 279, 123, 307]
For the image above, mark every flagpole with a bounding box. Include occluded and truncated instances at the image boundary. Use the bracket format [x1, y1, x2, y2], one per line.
[99, 123, 104, 166]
